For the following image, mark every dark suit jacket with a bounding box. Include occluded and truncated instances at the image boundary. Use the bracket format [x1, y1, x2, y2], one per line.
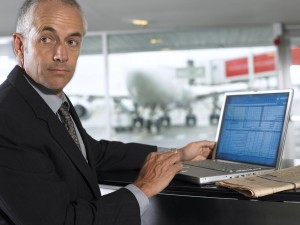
[0, 66, 156, 225]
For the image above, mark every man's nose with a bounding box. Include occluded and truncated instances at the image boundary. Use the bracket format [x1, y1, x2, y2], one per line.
[53, 44, 68, 63]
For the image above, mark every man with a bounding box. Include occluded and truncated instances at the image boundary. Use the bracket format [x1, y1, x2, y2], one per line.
[0, 0, 215, 225]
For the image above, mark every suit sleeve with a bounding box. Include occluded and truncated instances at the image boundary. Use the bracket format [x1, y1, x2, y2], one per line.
[0, 111, 142, 225]
[0, 162, 140, 225]
[65, 188, 141, 225]
[86, 136, 157, 172]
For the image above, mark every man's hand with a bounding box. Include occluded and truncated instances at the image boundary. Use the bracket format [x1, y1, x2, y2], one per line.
[178, 140, 215, 162]
[134, 151, 182, 198]
[134, 141, 215, 198]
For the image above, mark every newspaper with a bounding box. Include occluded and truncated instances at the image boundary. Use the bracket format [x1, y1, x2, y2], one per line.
[216, 165, 300, 198]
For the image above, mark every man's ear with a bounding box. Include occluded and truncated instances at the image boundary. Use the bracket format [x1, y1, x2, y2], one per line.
[13, 33, 25, 67]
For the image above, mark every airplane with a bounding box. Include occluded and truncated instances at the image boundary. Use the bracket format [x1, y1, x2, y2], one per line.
[71, 46, 300, 133]
[70, 65, 250, 133]
[124, 67, 249, 133]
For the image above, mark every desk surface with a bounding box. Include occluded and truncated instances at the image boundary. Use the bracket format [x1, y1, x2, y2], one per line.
[98, 159, 300, 202]
[98, 159, 300, 225]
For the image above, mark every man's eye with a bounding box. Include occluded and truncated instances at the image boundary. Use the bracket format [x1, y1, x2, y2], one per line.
[40, 37, 51, 43]
[68, 40, 79, 46]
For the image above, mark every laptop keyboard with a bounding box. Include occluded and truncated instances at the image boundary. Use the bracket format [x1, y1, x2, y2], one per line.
[184, 160, 261, 173]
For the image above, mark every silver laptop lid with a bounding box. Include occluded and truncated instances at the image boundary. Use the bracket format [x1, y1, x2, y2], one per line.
[213, 89, 294, 169]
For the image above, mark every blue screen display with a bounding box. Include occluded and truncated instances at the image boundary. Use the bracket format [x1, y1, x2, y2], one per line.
[216, 93, 289, 167]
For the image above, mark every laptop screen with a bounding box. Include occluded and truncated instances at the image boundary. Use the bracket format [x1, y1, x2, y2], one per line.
[216, 92, 290, 167]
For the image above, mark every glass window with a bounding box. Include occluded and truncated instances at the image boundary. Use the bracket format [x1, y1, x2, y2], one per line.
[0, 37, 15, 83]
[289, 36, 300, 158]
[106, 27, 277, 148]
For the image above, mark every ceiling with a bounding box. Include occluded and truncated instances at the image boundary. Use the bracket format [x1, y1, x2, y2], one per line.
[1, 0, 300, 37]
[1, 0, 300, 55]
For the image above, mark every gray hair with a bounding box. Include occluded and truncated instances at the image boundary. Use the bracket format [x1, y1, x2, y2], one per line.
[16, 0, 88, 36]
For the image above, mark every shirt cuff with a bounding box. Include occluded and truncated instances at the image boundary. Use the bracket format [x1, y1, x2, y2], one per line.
[125, 184, 149, 215]
[157, 146, 169, 152]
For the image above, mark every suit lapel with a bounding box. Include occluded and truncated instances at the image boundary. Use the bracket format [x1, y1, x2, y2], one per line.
[67, 97, 100, 191]
[8, 66, 100, 197]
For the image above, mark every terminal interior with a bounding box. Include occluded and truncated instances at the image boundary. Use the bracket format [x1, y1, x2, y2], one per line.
[1, 0, 300, 159]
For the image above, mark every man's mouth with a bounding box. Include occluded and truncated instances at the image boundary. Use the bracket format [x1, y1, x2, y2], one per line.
[49, 68, 70, 74]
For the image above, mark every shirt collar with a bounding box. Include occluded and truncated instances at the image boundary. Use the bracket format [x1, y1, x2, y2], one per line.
[24, 74, 68, 114]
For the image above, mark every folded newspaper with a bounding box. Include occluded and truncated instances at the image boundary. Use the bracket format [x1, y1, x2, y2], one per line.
[216, 165, 300, 198]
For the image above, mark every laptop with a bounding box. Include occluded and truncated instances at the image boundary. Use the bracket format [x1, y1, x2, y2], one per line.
[176, 89, 294, 185]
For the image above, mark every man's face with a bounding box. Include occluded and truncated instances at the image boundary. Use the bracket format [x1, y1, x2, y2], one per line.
[15, 1, 85, 96]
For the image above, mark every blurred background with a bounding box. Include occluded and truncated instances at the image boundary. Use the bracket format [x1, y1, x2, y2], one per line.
[1, 0, 300, 158]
